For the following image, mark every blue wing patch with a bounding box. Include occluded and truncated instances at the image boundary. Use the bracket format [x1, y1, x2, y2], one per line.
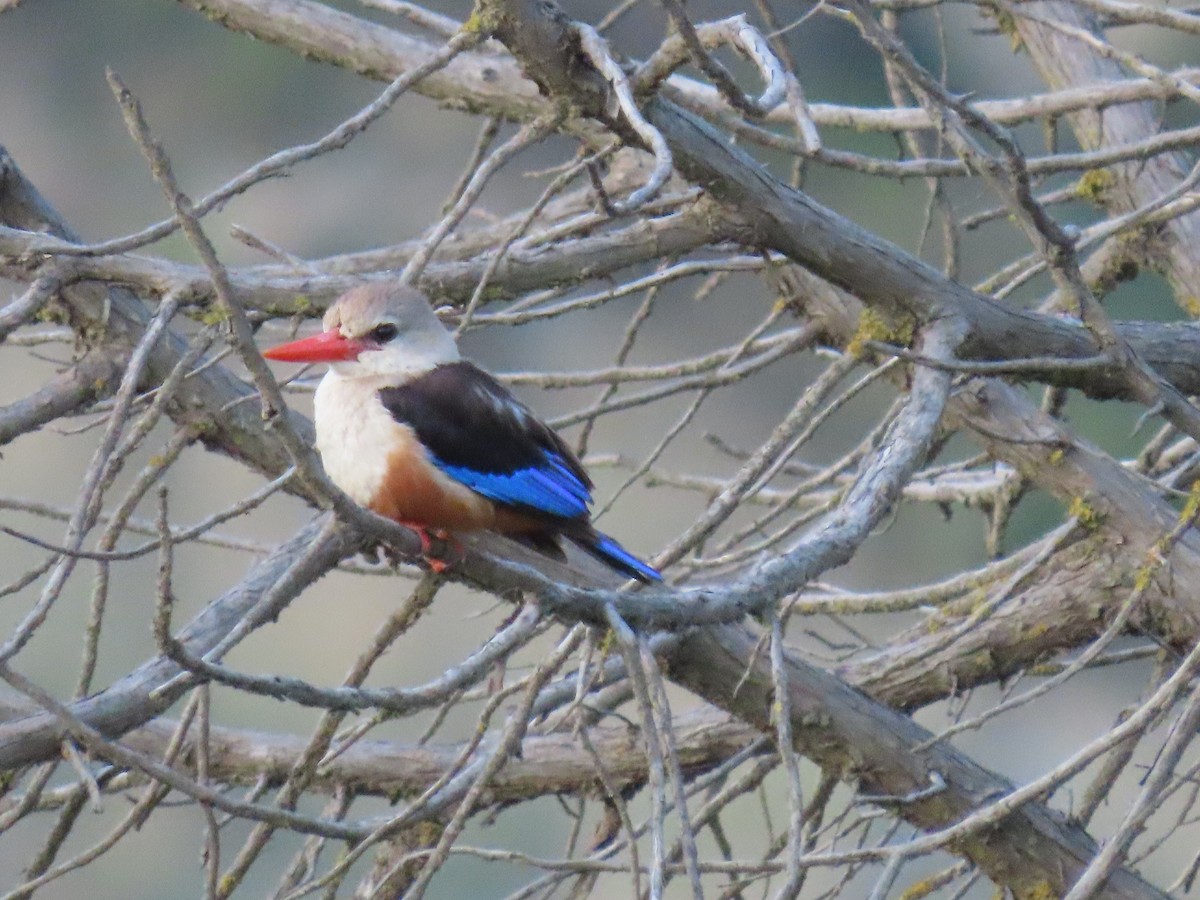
[435, 450, 592, 520]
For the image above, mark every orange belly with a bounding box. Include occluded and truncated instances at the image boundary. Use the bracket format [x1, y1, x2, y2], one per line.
[369, 443, 548, 535]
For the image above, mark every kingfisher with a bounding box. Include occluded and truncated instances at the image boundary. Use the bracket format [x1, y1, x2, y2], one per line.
[262, 283, 661, 583]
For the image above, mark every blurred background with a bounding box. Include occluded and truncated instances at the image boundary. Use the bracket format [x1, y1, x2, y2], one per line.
[0, 0, 1192, 897]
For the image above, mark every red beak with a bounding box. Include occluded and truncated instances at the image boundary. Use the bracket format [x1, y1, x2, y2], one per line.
[262, 330, 364, 363]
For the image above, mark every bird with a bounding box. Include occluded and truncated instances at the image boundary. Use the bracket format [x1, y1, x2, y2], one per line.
[262, 283, 662, 583]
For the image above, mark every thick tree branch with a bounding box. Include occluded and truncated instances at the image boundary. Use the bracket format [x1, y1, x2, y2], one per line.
[2, 4, 1195, 895]
[0, 516, 354, 769]
[0, 697, 758, 804]
[1009, 0, 1200, 300]
[142, 7, 1200, 403]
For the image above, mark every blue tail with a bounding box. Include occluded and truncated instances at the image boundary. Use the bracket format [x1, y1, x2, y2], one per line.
[578, 530, 662, 583]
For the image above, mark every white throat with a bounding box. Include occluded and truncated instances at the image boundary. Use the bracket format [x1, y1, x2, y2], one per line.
[312, 330, 459, 506]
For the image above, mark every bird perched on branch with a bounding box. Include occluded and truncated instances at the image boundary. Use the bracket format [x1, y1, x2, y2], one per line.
[263, 283, 662, 583]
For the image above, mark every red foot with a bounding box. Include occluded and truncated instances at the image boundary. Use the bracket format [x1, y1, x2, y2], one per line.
[399, 523, 463, 574]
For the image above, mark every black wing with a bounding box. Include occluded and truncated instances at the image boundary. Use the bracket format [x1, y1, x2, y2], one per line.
[378, 362, 593, 521]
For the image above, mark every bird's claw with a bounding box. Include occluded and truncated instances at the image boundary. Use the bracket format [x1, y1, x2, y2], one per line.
[405, 525, 463, 574]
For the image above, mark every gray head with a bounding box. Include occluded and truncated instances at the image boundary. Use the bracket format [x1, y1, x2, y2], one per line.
[322, 283, 459, 379]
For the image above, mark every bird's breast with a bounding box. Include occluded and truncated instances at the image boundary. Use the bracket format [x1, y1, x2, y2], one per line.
[314, 373, 497, 530]
[314, 373, 398, 508]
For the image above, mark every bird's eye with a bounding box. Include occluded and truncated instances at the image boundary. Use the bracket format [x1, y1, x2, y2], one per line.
[369, 324, 399, 343]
